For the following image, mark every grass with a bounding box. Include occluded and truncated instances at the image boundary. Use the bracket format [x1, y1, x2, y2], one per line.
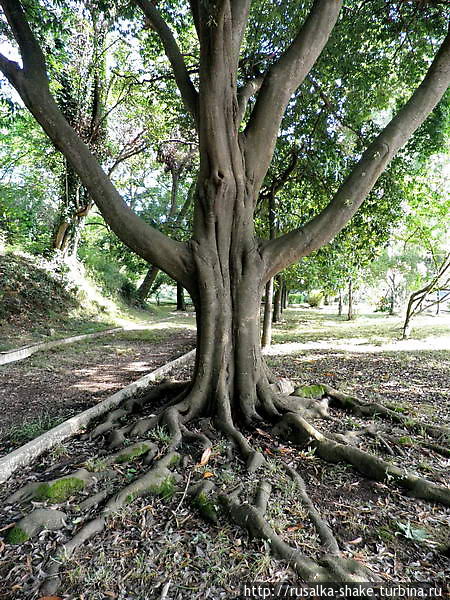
[271, 304, 450, 346]
[6, 412, 64, 444]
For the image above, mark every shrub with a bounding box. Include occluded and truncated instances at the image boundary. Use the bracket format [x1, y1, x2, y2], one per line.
[307, 290, 324, 307]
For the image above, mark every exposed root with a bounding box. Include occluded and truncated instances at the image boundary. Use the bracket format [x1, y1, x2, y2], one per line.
[40, 451, 181, 595]
[321, 384, 450, 442]
[220, 484, 371, 582]
[273, 413, 450, 506]
[282, 463, 340, 555]
[5, 374, 448, 597]
[216, 418, 265, 473]
[90, 408, 128, 439]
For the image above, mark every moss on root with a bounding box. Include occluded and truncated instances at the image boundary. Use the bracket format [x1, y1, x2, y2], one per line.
[6, 526, 29, 544]
[150, 476, 176, 500]
[192, 491, 218, 523]
[293, 384, 326, 399]
[114, 443, 153, 464]
[34, 477, 85, 503]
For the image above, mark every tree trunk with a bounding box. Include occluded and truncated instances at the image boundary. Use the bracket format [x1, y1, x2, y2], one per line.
[282, 283, 288, 310]
[338, 290, 343, 316]
[389, 274, 396, 315]
[261, 278, 274, 348]
[273, 275, 282, 323]
[176, 282, 186, 311]
[137, 265, 159, 303]
[347, 280, 353, 321]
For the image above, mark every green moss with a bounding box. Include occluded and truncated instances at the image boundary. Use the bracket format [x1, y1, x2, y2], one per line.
[294, 384, 326, 399]
[386, 403, 410, 415]
[150, 476, 175, 500]
[115, 443, 151, 464]
[6, 526, 29, 544]
[398, 436, 414, 446]
[192, 492, 218, 523]
[376, 525, 395, 542]
[34, 477, 85, 503]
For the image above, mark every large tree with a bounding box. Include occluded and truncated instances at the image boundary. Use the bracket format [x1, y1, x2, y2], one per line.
[1, 0, 450, 591]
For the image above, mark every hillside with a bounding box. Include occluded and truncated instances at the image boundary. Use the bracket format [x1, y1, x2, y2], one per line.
[0, 251, 131, 350]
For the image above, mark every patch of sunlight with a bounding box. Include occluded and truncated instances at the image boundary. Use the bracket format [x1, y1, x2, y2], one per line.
[264, 334, 450, 356]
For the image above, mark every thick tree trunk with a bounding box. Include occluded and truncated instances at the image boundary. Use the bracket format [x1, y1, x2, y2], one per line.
[273, 275, 282, 323]
[182, 168, 277, 425]
[137, 265, 159, 303]
[176, 282, 186, 311]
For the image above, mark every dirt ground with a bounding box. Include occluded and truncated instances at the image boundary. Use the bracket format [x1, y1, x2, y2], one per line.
[0, 326, 195, 456]
[0, 307, 449, 600]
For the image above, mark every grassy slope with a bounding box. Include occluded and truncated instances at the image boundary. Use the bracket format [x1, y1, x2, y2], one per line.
[0, 250, 169, 351]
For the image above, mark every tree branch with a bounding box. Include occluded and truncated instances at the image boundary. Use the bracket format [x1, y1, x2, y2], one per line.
[0, 0, 195, 291]
[134, 0, 199, 123]
[262, 24, 450, 281]
[0, 51, 22, 86]
[0, 0, 46, 79]
[237, 76, 263, 124]
[231, 0, 252, 63]
[244, 0, 342, 192]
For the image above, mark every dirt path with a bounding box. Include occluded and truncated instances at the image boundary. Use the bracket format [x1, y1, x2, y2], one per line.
[0, 326, 195, 456]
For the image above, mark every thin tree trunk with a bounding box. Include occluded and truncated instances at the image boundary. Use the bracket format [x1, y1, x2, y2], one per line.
[338, 290, 343, 316]
[282, 283, 288, 310]
[137, 265, 159, 303]
[347, 280, 353, 321]
[273, 275, 282, 323]
[389, 274, 396, 315]
[176, 282, 186, 311]
[261, 278, 274, 348]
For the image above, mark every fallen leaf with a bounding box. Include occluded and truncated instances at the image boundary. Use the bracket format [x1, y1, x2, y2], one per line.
[264, 448, 274, 455]
[203, 471, 215, 478]
[276, 447, 292, 454]
[37, 596, 63, 600]
[348, 537, 362, 545]
[287, 524, 304, 532]
[197, 447, 212, 467]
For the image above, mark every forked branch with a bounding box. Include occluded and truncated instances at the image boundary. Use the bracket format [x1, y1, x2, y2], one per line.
[245, 0, 343, 191]
[134, 0, 199, 123]
[262, 24, 450, 281]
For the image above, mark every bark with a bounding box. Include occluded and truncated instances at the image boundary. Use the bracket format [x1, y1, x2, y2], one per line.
[1, 0, 449, 425]
[137, 265, 159, 303]
[282, 283, 288, 310]
[261, 278, 274, 348]
[338, 290, 343, 316]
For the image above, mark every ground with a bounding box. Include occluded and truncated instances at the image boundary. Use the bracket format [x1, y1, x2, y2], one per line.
[0, 305, 449, 600]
